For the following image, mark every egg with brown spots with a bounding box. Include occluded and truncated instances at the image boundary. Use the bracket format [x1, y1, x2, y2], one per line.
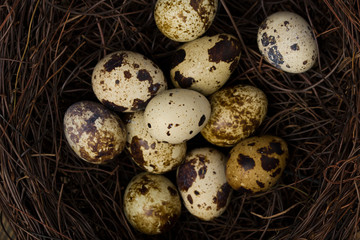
[124, 111, 186, 174]
[257, 11, 317, 73]
[170, 34, 241, 96]
[226, 135, 288, 193]
[201, 85, 267, 147]
[91, 51, 167, 112]
[63, 101, 126, 164]
[123, 172, 181, 235]
[144, 89, 211, 144]
[176, 148, 232, 221]
[154, 0, 218, 42]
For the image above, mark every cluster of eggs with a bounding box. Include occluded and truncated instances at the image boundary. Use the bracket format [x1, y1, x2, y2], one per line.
[63, 0, 317, 236]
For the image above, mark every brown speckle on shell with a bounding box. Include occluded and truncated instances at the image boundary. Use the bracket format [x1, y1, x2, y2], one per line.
[257, 141, 284, 155]
[103, 52, 127, 72]
[198, 164, 207, 179]
[137, 69, 152, 81]
[208, 35, 241, 64]
[170, 49, 186, 69]
[131, 98, 150, 111]
[256, 180, 265, 188]
[174, 71, 195, 88]
[290, 43, 299, 50]
[124, 71, 132, 79]
[260, 155, 280, 171]
[267, 46, 284, 66]
[213, 183, 231, 210]
[168, 186, 178, 196]
[237, 154, 255, 171]
[198, 114, 206, 126]
[177, 158, 197, 191]
[101, 99, 128, 112]
[130, 136, 149, 167]
[261, 32, 276, 47]
[187, 194, 193, 204]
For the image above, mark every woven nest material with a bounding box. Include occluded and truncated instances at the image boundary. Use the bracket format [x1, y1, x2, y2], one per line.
[0, 0, 359, 239]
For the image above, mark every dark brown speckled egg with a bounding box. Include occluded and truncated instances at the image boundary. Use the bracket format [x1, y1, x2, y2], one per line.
[91, 51, 167, 112]
[226, 135, 288, 193]
[63, 101, 126, 164]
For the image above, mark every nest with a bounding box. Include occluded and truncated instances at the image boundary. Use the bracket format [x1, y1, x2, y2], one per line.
[1, 0, 359, 239]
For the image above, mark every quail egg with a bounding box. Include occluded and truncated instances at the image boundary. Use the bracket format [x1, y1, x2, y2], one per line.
[170, 34, 241, 96]
[92, 51, 167, 112]
[124, 111, 186, 174]
[123, 172, 181, 235]
[257, 11, 317, 73]
[154, 0, 218, 42]
[144, 89, 211, 144]
[226, 135, 288, 193]
[201, 85, 268, 147]
[63, 101, 126, 164]
[177, 148, 232, 221]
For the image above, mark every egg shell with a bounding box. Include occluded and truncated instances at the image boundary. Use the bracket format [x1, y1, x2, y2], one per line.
[91, 51, 167, 112]
[257, 11, 317, 73]
[154, 0, 218, 42]
[124, 111, 186, 174]
[170, 34, 241, 96]
[201, 85, 268, 147]
[176, 148, 232, 221]
[123, 172, 181, 235]
[144, 89, 211, 144]
[63, 101, 126, 164]
[226, 135, 288, 193]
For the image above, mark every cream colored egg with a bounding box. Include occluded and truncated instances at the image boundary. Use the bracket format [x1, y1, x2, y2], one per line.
[170, 34, 241, 96]
[201, 85, 267, 147]
[92, 51, 167, 112]
[63, 101, 126, 164]
[176, 148, 232, 221]
[154, 0, 218, 42]
[257, 11, 317, 73]
[123, 172, 181, 235]
[144, 89, 211, 144]
[124, 111, 186, 174]
[226, 135, 288, 193]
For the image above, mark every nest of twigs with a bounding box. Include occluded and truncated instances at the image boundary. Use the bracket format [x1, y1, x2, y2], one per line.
[0, 0, 359, 239]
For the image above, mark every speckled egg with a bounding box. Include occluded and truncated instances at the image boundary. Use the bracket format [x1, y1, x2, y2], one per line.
[144, 89, 211, 144]
[170, 34, 241, 96]
[91, 51, 167, 112]
[154, 0, 218, 42]
[201, 85, 267, 147]
[124, 111, 187, 174]
[63, 101, 126, 164]
[176, 148, 232, 221]
[123, 172, 181, 235]
[226, 135, 288, 193]
[257, 11, 317, 73]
